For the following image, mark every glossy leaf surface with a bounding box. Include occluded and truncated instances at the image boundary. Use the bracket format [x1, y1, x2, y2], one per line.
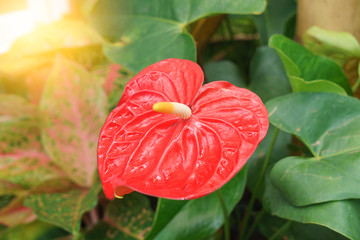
[24, 183, 101, 233]
[247, 46, 292, 196]
[259, 213, 348, 240]
[98, 58, 268, 199]
[251, 0, 296, 44]
[146, 166, 247, 240]
[89, 0, 265, 72]
[269, 35, 352, 95]
[264, 174, 360, 240]
[266, 92, 360, 206]
[204, 60, 247, 88]
[41, 56, 107, 187]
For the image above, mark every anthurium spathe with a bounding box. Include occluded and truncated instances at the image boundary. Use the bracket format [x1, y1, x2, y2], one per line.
[98, 58, 268, 200]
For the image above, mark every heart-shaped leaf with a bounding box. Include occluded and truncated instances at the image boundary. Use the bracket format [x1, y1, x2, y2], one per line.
[266, 92, 360, 206]
[204, 60, 247, 88]
[288, 76, 347, 95]
[89, 0, 266, 72]
[263, 174, 360, 240]
[41, 56, 107, 187]
[269, 35, 352, 95]
[259, 213, 348, 240]
[146, 165, 247, 240]
[251, 0, 297, 44]
[24, 183, 102, 233]
[247, 46, 292, 197]
[98, 59, 268, 199]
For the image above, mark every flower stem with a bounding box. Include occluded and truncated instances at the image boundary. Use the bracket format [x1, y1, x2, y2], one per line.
[243, 208, 265, 240]
[217, 189, 230, 240]
[352, 63, 360, 93]
[352, 76, 360, 93]
[239, 128, 279, 240]
[268, 221, 292, 240]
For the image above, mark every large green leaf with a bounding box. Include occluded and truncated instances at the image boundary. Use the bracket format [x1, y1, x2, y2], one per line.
[24, 183, 101, 233]
[204, 60, 247, 88]
[0, 94, 68, 195]
[247, 46, 292, 196]
[269, 35, 352, 95]
[89, 0, 266, 72]
[303, 26, 360, 66]
[259, 213, 348, 240]
[145, 165, 247, 240]
[85, 193, 153, 240]
[251, 0, 297, 44]
[263, 174, 360, 240]
[249, 46, 291, 102]
[266, 92, 360, 206]
[40, 56, 107, 187]
[102, 17, 196, 73]
[288, 76, 347, 95]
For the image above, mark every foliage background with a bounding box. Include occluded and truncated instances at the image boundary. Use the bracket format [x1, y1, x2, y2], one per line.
[0, 0, 359, 239]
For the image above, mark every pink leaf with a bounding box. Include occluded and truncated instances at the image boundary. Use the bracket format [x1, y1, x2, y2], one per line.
[41, 56, 107, 187]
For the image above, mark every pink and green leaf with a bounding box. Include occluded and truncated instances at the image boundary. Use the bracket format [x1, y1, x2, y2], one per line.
[0, 94, 69, 194]
[24, 183, 102, 233]
[40, 56, 107, 187]
[0, 197, 36, 227]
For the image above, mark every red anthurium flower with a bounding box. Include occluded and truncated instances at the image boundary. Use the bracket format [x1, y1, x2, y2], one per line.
[98, 58, 268, 200]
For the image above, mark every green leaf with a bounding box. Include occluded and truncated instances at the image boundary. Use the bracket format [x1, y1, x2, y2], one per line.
[0, 94, 40, 154]
[249, 46, 291, 102]
[251, 0, 297, 44]
[145, 165, 247, 240]
[266, 92, 360, 206]
[263, 174, 360, 240]
[247, 46, 292, 197]
[303, 26, 360, 66]
[269, 35, 352, 95]
[40, 56, 107, 187]
[0, 94, 68, 194]
[288, 76, 347, 95]
[102, 17, 196, 73]
[24, 183, 101, 233]
[85, 193, 153, 240]
[203, 60, 246, 88]
[259, 213, 348, 240]
[0, 220, 68, 240]
[89, 0, 266, 72]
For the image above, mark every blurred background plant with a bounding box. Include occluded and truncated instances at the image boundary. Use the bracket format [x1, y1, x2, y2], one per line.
[0, 0, 360, 239]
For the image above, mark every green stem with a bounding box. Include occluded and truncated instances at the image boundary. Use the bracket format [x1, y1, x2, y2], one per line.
[239, 128, 280, 240]
[217, 189, 230, 240]
[352, 76, 360, 93]
[268, 221, 292, 240]
[243, 208, 265, 240]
